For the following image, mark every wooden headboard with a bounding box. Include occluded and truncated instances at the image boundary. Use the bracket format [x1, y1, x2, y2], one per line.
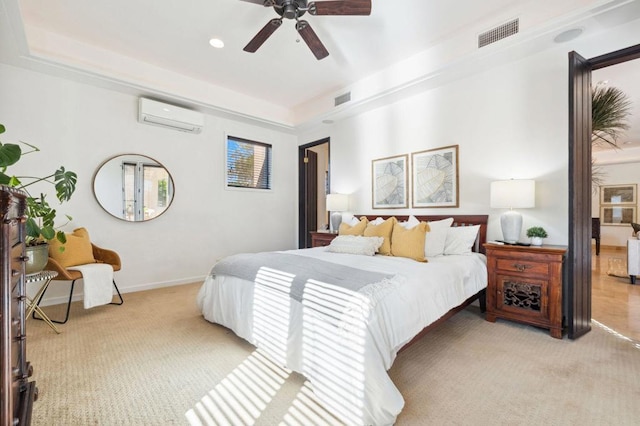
[357, 214, 489, 254]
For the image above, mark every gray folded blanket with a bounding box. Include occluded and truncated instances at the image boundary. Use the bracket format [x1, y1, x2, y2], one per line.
[211, 252, 393, 302]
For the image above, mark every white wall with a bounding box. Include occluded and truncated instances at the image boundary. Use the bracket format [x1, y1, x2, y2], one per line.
[298, 18, 640, 246]
[300, 50, 570, 244]
[592, 161, 640, 246]
[0, 63, 298, 305]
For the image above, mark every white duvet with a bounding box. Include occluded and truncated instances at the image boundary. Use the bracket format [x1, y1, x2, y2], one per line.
[197, 247, 487, 425]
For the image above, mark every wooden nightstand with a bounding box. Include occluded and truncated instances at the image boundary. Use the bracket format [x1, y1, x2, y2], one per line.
[310, 231, 338, 248]
[484, 243, 567, 339]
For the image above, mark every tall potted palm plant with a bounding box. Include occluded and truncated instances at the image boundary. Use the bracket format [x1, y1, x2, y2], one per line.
[0, 123, 77, 273]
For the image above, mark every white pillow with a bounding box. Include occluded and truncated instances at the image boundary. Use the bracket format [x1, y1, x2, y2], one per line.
[424, 218, 454, 257]
[443, 225, 481, 255]
[342, 214, 361, 227]
[369, 217, 385, 225]
[327, 235, 384, 256]
[399, 215, 420, 229]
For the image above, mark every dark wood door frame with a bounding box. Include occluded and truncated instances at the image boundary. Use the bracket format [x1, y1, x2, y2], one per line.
[568, 43, 640, 339]
[298, 137, 330, 249]
[304, 150, 318, 248]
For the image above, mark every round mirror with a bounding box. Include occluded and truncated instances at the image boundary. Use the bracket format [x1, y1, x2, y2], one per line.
[93, 154, 174, 222]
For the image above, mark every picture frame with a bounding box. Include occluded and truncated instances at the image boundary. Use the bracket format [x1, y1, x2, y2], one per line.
[371, 154, 408, 209]
[411, 145, 459, 208]
[600, 184, 637, 205]
[600, 205, 636, 226]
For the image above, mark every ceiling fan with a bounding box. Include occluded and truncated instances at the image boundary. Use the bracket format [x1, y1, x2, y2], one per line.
[240, 0, 372, 60]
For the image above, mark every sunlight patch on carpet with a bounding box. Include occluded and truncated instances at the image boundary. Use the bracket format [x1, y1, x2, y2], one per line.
[185, 349, 291, 425]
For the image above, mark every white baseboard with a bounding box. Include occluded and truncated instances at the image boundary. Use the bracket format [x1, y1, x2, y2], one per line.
[37, 276, 206, 307]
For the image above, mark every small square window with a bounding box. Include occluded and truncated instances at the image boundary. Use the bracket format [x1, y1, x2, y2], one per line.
[226, 135, 272, 190]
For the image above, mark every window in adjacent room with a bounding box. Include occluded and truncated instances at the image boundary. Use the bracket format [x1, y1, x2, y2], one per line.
[226, 135, 272, 190]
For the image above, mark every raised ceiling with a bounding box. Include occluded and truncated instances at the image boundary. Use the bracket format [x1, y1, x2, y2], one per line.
[1, 0, 640, 130]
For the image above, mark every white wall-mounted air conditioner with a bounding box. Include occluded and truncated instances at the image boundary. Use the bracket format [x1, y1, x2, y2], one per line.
[138, 98, 204, 134]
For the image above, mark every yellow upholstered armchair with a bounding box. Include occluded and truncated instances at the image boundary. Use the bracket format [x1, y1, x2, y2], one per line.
[33, 228, 124, 324]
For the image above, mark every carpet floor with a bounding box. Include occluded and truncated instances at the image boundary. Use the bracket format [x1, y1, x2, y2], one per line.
[26, 282, 640, 425]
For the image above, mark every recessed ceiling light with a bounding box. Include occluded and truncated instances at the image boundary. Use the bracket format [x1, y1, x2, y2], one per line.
[209, 38, 224, 48]
[322, 119, 334, 124]
[553, 28, 583, 43]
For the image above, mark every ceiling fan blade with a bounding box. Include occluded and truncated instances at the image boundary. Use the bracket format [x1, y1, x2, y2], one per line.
[238, 0, 276, 6]
[296, 20, 329, 60]
[309, 0, 372, 16]
[243, 19, 283, 53]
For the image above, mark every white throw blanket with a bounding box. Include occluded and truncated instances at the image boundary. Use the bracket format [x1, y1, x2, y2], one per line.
[67, 263, 114, 309]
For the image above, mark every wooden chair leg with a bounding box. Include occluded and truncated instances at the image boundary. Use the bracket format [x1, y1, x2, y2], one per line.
[32, 280, 76, 324]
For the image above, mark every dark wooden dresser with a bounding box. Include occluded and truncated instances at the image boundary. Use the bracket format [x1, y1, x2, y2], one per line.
[1, 186, 36, 425]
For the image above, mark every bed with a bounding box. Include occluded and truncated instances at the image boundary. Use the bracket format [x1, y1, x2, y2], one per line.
[197, 215, 488, 425]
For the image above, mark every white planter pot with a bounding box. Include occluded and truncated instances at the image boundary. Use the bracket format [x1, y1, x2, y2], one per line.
[531, 237, 543, 246]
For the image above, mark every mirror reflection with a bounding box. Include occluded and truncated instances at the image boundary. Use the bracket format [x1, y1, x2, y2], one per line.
[93, 154, 174, 222]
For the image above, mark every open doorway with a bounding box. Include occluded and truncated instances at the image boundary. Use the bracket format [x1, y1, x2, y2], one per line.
[589, 59, 640, 342]
[298, 138, 330, 248]
[568, 43, 640, 339]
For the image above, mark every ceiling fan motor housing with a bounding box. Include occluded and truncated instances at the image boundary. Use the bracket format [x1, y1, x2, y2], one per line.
[275, 0, 308, 19]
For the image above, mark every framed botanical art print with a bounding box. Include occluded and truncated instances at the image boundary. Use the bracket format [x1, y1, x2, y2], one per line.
[600, 205, 636, 226]
[600, 184, 637, 205]
[371, 154, 408, 209]
[411, 145, 459, 208]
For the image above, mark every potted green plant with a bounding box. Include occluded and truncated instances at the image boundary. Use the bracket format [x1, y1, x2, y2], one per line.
[526, 226, 548, 246]
[0, 123, 77, 273]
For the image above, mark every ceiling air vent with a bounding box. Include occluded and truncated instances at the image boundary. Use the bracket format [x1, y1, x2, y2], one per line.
[478, 18, 519, 48]
[334, 92, 351, 107]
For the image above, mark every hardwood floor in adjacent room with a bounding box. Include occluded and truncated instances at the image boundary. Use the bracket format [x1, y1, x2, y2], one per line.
[592, 245, 640, 342]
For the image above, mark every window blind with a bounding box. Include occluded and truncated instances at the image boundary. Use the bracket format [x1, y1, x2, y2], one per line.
[226, 136, 272, 190]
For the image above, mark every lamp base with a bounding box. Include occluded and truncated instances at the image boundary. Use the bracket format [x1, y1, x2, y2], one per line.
[500, 210, 523, 244]
[330, 212, 342, 233]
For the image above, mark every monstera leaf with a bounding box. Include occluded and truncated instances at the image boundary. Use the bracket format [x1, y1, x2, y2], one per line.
[54, 167, 77, 202]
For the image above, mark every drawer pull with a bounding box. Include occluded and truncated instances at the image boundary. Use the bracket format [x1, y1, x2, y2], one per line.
[513, 263, 530, 272]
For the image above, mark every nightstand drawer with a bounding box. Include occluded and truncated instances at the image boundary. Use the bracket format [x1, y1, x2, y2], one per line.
[314, 238, 332, 247]
[310, 232, 338, 248]
[495, 258, 549, 275]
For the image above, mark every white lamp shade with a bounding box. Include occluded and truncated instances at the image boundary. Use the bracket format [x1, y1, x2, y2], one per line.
[490, 180, 535, 209]
[326, 193, 349, 211]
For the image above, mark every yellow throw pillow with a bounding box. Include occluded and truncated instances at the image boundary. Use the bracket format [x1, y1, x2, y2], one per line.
[48, 228, 96, 268]
[391, 221, 429, 262]
[339, 217, 369, 236]
[363, 217, 396, 255]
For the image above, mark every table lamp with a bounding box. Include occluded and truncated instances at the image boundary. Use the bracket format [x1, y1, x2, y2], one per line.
[490, 179, 535, 243]
[326, 193, 349, 233]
